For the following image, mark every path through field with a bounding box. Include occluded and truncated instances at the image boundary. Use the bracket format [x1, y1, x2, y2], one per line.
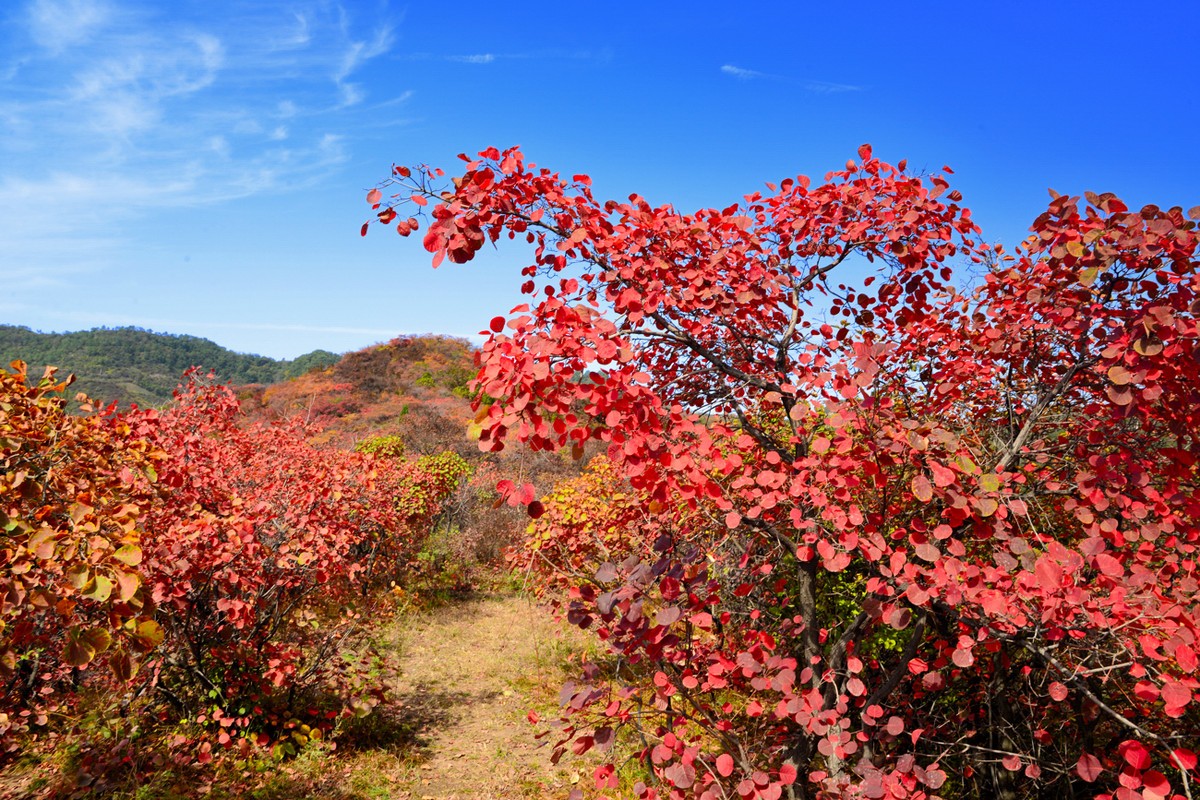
[324, 592, 596, 800]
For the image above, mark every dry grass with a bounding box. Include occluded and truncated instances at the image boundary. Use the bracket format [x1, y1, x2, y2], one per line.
[253, 591, 603, 800]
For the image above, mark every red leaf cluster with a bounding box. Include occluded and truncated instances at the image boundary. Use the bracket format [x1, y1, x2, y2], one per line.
[1, 366, 462, 763]
[379, 146, 1200, 799]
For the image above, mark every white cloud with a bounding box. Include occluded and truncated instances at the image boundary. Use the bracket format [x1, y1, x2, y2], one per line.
[721, 64, 863, 92]
[448, 53, 495, 64]
[721, 64, 763, 80]
[27, 0, 110, 53]
[1, 1, 402, 285]
[277, 12, 310, 49]
[802, 79, 862, 94]
[338, 81, 364, 107]
[333, 23, 393, 105]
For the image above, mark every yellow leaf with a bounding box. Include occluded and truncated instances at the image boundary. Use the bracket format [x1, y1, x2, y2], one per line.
[82, 574, 113, 602]
[1107, 365, 1133, 386]
[113, 544, 142, 566]
[911, 475, 933, 503]
[134, 619, 164, 649]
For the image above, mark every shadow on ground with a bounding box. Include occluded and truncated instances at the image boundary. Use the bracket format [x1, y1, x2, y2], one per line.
[337, 681, 477, 756]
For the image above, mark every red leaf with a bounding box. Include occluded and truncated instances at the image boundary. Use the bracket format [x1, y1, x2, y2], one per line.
[1120, 740, 1152, 770]
[594, 764, 618, 790]
[716, 753, 734, 777]
[489, 316, 506, 333]
[410, 193, 428, 206]
[1161, 679, 1192, 711]
[366, 188, 382, 206]
[1048, 681, 1068, 701]
[1177, 643, 1198, 674]
[1076, 753, 1103, 782]
[360, 222, 369, 237]
[858, 143, 873, 162]
[929, 460, 955, 487]
[1142, 770, 1170, 797]
[527, 500, 545, 519]
[1172, 749, 1198, 771]
[1094, 553, 1123, 577]
[725, 511, 742, 529]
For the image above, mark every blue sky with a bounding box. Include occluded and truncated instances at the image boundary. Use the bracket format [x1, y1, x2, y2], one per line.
[2, 0, 1198, 359]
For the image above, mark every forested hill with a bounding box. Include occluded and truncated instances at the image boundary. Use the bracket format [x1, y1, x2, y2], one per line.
[0, 325, 339, 407]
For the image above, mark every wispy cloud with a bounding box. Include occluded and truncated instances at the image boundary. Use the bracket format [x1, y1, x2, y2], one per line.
[333, 22, 394, 107]
[402, 48, 611, 65]
[721, 64, 765, 80]
[800, 78, 862, 94]
[27, 0, 110, 53]
[0, 0, 407, 281]
[720, 63, 862, 93]
[447, 53, 495, 64]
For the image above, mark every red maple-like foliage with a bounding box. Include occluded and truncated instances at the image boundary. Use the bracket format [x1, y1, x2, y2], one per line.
[0, 363, 161, 746]
[1, 365, 466, 773]
[370, 146, 1200, 800]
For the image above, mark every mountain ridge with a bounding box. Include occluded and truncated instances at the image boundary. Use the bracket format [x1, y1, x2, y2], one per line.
[0, 325, 339, 407]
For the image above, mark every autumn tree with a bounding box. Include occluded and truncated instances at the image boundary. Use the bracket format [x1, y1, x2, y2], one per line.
[0, 362, 161, 748]
[367, 147, 1199, 800]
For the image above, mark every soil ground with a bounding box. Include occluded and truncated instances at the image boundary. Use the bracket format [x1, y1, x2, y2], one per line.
[306, 591, 598, 800]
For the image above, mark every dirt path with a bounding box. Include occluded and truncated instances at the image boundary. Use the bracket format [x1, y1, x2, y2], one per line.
[348, 592, 592, 800]
[0, 592, 594, 800]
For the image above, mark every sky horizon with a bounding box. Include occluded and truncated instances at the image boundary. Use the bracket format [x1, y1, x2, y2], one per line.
[3, 1, 1198, 359]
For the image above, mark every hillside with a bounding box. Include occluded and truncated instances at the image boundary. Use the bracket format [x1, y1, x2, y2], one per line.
[239, 334, 479, 452]
[0, 325, 339, 407]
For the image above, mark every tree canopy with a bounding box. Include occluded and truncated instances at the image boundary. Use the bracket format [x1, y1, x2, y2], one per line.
[369, 146, 1200, 800]
[0, 325, 338, 407]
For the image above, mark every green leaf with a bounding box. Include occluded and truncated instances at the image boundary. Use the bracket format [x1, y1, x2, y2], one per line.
[979, 473, 1001, 493]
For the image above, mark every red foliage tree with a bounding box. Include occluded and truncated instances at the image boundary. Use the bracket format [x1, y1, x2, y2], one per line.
[132, 373, 457, 744]
[1, 362, 464, 776]
[369, 147, 1200, 799]
[0, 362, 161, 747]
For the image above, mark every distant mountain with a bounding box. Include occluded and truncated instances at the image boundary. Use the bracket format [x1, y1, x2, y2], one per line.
[0, 325, 339, 408]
